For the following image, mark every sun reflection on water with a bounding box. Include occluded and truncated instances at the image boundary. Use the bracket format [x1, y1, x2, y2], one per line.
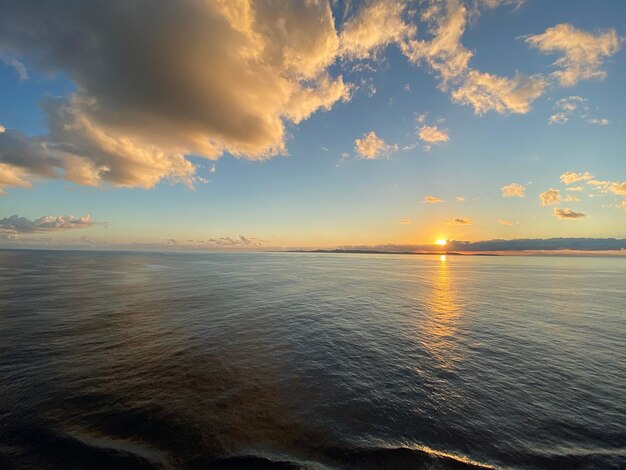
[421, 256, 462, 370]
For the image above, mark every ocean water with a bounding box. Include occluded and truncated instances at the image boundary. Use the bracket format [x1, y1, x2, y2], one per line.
[0, 250, 625, 470]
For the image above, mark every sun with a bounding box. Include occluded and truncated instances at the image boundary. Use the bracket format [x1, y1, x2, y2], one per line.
[435, 239, 447, 246]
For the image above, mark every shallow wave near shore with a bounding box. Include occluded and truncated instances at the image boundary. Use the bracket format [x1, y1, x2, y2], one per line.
[1, 250, 625, 469]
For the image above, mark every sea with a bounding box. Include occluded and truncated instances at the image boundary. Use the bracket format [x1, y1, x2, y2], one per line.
[0, 250, 624, 469]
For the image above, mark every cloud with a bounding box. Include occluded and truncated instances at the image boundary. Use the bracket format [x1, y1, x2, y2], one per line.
[501, 183, 525, 198]
[548, 97, 609, 126]
[478, 0, 526, 9]
[525, 24, 621, 87]
[354, 131, 396, 159]
[417, 125, 449, 144]
[540, 188, 561, 206]
[400, 0, 473, 87]
[560, 171, 594, 185]
[563, 194, 580, 202]
[566, 186, 584, 192]
[586, 180, 626, 209]
[340, 0, 416, 59]
[400, 0, 545, 115]
[548, 96, 584, 124]
[456, 196, 466, 202]
[399, 219, 411, 224]
[0, 214, 94, 239]
[553, 207, 585, 219]
[0, 0, 350, 191]
[207, 235, 264, 247]
[0, 162, 32, 194]
[423, 195, 445, 204]
[448, 217, 472, 225]
[587, 179, 626, 196]
[451, 70, 546, 115]
[0, 53, 28, 81]
[497, 218, 516, 226]
[587, 118, 609, 126]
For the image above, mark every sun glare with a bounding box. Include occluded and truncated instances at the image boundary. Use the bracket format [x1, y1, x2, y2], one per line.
[435, 239, 447, 246]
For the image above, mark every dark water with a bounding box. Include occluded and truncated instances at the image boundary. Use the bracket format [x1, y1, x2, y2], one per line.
[1, 250, 625, 469]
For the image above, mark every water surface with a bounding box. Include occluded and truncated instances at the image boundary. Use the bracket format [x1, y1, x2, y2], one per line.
[1, 250, 625, 469]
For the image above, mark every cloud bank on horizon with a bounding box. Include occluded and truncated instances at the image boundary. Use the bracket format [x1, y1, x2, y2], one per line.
[2, 211, 623, 253]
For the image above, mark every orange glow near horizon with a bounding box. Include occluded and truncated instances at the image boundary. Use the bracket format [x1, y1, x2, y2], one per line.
[435, 239, 447, 246]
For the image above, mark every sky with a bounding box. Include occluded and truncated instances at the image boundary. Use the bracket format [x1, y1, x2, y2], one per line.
[0, 0, 625, 251]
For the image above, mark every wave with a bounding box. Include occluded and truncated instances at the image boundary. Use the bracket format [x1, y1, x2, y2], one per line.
[0, 424, 493, 470]
[5, 423, 624, 470]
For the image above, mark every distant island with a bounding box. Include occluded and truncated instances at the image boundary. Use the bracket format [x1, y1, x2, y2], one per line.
[284, 249, 498, 256]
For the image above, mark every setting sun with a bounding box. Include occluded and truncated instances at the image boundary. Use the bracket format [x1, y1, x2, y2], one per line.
[435, 239, 448, 246]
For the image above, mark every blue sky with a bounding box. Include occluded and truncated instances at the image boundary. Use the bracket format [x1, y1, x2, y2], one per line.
[0, 0, 625, 250]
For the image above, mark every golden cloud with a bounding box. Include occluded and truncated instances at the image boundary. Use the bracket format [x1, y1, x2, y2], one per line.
[540, 188, 561, 206]
[526, 24, 620, 87]
[501, 183, 525, 198]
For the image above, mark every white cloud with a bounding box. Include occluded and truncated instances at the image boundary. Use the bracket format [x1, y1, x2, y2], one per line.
[587, 118, 609, 126]
[560, 171, 594, 185]
[479, 0, 526, 9]
[540, 188, 561, 206]
[548, 97, 609, 126]
[548, 96, 585, 124]
[553, 207, 586, 219]
[423, 195, 445, 204]
[526, 24, 621, 87]
[501, 183, 525, 198]
[354, 131, 396, 159]
[0, 54, 28, 81]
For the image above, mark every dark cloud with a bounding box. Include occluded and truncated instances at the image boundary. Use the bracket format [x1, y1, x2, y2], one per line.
[553, 208, 585, 219]
[0, 0, 349, 191]
[0, 214, 94, 239]
[449, 217, 472, 225]
[207, 235, 264, 247]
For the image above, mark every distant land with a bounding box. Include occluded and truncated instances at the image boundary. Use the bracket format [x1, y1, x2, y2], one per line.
[285, 249, 494, 256]
[286, 238, 626, 256]
[1, 237, 625, 255]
